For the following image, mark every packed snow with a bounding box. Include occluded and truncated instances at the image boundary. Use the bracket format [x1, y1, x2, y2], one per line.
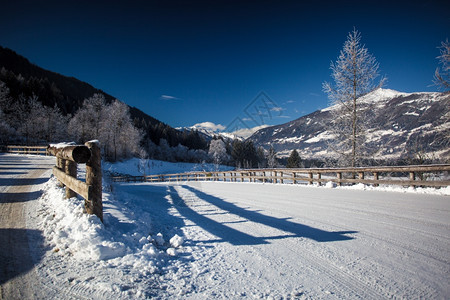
[1, 154, 447, 299]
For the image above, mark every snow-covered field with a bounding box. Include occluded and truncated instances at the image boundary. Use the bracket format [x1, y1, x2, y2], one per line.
[103, 158, 234, 176]
[12, 155, 450, 298]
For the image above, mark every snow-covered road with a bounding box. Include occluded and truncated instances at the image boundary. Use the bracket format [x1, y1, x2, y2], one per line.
[0, 154, 54, 299]
[150, 181, 449, 299]
[2, 154, 449, 299]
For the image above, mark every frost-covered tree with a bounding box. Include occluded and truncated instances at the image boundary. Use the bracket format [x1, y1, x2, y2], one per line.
[266, 146, 278, 168]
[0, 81, 11, 112]
[0, 108, 16, 144]
[137, 148, 150, 176]
[209, 139, 228, 170]
[69, 95, 142, 161]
[101, 99, 142, 161]
[323, 29, 385, 167]
[434, 39, 450, 91]
[43, 104, 69, 142]
[16, 94, 45, 144]
[68, 93, 107, 142]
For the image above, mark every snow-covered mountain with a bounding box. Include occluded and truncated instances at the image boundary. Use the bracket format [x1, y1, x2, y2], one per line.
[248, 89, 450, 162]
[178, 122, 249, 141]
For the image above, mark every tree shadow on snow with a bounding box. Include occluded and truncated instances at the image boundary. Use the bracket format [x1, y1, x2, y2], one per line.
[179, 185, 357, 244]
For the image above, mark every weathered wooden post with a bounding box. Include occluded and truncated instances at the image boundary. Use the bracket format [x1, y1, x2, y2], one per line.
[336, 172, 342, 187]
[65, 160, 77, 198]
[56, 157, 65, 187]
[280, 171, 284, 184]
[85, 141, 103, 222]
[358, 171, 365, 180]
[293, 172, 297, 184]
[409, 171, 416, 188]
[317, 173, 322, 186]
[373, 172, 379, 187]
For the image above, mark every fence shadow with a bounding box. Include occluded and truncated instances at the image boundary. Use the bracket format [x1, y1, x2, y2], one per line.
[0, 178, 49, 187]
[180, 185, 356, 243]
[0, 191, 45, 204]
[0, 228, 47, 285]
[168, 186, 269, 246]
[110, 184, 186, 241]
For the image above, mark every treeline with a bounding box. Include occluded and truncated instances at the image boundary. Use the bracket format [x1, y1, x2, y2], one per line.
[0, 79, 283, 167]
[0, 47, 300, 167]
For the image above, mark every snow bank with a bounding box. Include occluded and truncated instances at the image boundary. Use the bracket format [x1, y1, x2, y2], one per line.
[38, 176, 186, 261]
[103, 157, 234, 176]
[318, 181, 450, 195]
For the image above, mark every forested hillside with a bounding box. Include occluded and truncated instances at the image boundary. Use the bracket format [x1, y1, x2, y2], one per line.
[0, 46, 208, 158]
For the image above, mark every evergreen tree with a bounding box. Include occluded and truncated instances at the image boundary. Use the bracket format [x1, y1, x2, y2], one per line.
[286, 149, 301, 168]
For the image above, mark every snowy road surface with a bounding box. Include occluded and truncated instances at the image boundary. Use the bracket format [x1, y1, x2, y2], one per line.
[0, 154, 54, 299]
[144, 181, 449, 299]
[1, 154, 449, 299]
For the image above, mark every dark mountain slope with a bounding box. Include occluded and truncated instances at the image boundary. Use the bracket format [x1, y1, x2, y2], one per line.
[0, 46, 206, 149]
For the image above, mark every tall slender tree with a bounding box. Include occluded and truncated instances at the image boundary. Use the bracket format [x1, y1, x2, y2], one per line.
[323, 29, 385, 167]
[434, 39, 449, 91]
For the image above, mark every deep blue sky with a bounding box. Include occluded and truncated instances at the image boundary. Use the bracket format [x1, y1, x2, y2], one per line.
[1, 0, 449, 132]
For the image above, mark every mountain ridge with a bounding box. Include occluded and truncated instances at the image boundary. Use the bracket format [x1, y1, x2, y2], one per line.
[248, 88, 450, 162]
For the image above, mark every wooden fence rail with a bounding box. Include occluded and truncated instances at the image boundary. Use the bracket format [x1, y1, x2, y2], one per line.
[48, 142, 103, 222]
[5, 145, 49, 155]
[111, 164, 450, 188]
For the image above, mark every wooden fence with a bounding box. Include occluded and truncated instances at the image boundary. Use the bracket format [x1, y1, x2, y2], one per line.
[5, 145, 49, 155]
[111, 164, 450, 188]
[48, 142, 103, 222]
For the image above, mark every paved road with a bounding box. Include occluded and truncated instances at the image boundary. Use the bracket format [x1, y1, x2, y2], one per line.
[0, 154, 54, 300]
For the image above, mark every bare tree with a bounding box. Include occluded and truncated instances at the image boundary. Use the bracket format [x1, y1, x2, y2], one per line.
[102, 99, 142, 161]
[208, 139, 228, 170]
[323, 29, 385, 167]
[434, 39, 450, 91]
[266, 146, 278, 168]
[68, 93, 107, 142]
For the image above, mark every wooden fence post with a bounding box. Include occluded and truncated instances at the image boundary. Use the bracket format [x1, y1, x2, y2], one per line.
[336, 172, 342, 186]
[358, 171, 365, 180]
[85, 141, 103, 222]
[409, 171, 416, 188]
[373, 172, 379, 187]
[65, 160, 77, 198]
[56, 157, 65, 187]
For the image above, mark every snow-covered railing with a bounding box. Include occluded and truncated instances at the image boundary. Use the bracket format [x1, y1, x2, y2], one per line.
[111, 164, 450, 188]
[5, 145, 49, 155]
[48, 141, 103, 222]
